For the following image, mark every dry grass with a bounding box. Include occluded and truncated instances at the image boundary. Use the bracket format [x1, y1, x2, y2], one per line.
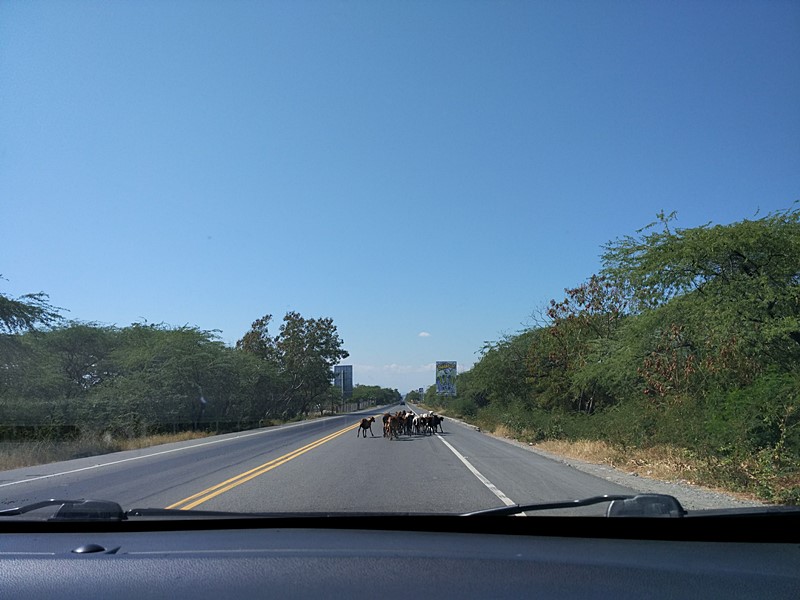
[534, 439, 699, 482]
[532, 438, 775, 503]
[484, 424, 690, 480]
[114, 431, 212, 451]
[0, 439, 70, 471]
[492, 424, 517, 439]
[0, 431, 214, 472]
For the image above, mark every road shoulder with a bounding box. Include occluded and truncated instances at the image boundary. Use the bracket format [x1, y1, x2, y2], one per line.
[440, 412, 763, 511]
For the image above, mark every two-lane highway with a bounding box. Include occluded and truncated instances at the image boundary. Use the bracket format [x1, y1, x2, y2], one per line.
[0, 405, 638, 514]
[0, 411, 366, 511]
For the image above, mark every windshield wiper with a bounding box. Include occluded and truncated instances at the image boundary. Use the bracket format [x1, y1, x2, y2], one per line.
[13, 494, 791, 521]
[461, 494, 687, 517]
[0, 499, 126, 521]
[126, 507, 275, 519]
[0, 495, 684, 520]
[0, 501, 277, 521]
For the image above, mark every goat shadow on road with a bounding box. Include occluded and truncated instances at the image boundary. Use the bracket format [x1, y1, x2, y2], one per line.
[356, 433, 451, 441]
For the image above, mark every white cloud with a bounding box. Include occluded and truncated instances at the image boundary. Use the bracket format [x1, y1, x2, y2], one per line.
[418, 331, 431, 337]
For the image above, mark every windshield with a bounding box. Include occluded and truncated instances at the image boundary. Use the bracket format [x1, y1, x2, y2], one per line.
[1, 1, 798, 519]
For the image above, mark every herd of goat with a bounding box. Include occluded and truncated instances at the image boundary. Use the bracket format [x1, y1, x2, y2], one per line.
[357, 410, 444, 440]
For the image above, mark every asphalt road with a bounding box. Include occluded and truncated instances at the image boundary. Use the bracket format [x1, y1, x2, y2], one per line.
[0, 404, 638, 515]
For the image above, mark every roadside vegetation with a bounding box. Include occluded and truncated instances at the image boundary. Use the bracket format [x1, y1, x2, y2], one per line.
[0, 431, 213, 472]
[424, 206, 800, 504]
[0, 292, 400, 469]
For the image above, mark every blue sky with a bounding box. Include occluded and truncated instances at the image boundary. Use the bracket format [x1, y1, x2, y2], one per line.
[2, 1, 798, 393]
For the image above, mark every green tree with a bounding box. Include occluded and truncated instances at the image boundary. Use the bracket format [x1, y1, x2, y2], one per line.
[0, 280, 62, 334]
[0, 280, 63, 376]
[41, 323, 115, 397]
[235, 314, 276, 359]
[78, 324, 237, 434]
[602, 206, 800, 394]
[538, 275, 629, 412]
[352, 384, 400, 409]
[352, 384, 380, 408]
[237, 311, 349, 417]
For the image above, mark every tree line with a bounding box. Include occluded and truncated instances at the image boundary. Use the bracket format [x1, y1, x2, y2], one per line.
[428, 206, 800, 503]
[0, 295, 396, 439]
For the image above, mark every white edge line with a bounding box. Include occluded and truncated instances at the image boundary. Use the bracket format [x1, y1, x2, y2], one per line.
[436, 435, 523, 515]
[0, 416, 347, 489]
[408, 405, 523, 516]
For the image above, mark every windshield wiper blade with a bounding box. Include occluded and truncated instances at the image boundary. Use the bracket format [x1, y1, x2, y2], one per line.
[0, 499, 126, 521]
[126, 508, 428, 519]
[0, 495, 686, 521]
[126, 507, 270, 519]
[132, 495, 687, 519]
[461, 494, 687, 517]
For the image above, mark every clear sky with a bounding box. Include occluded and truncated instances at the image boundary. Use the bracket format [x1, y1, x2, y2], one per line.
[2, 1, 799, 394]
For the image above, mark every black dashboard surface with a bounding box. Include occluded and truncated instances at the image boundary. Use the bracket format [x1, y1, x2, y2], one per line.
[2, 518, 799, 599]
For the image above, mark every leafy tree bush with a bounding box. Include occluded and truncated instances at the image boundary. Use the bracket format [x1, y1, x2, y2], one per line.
[445, 206, 800, 501]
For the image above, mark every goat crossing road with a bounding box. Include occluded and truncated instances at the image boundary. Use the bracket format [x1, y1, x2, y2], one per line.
[378, 409, 444, 440]
[357, 416, 376, 438]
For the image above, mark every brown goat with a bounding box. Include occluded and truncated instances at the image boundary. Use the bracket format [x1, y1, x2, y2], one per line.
[382, 413, 391, 437]
[357, 416, 376, 438]
[384, 415, 401, 440]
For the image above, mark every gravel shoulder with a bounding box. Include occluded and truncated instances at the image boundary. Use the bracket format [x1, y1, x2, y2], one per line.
[449, 417, 765, 511]
[508, 438, 763, 510]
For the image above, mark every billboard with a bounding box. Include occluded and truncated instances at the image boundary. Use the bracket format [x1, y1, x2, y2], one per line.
[435, 361, 457, 396]
[333, 365, 353, 399]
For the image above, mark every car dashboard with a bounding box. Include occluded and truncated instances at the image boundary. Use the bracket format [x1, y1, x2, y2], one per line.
[1, 514, 798, 599]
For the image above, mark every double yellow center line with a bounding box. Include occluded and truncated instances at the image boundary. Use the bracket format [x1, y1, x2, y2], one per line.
[167, 420, 361, 510]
